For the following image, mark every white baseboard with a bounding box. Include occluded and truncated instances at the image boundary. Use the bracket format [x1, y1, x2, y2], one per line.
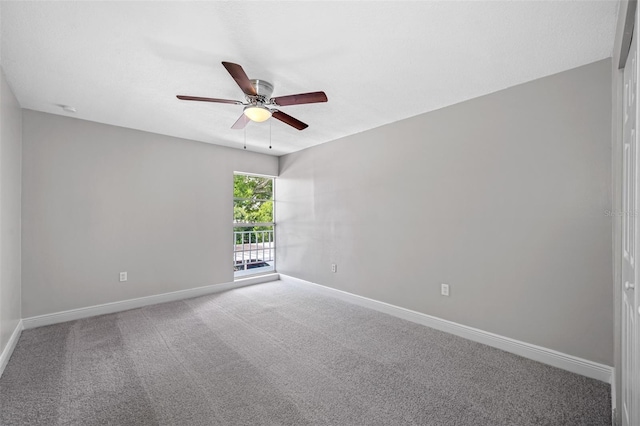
[280, 274, 613, 384]
[611, 373, 617, 426]
[23, 273, 279, 330]
[0, 319, 23, 378]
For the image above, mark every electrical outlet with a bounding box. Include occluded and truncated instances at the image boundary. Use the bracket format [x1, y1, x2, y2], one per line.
[441, 283, 450, 296]
[119, 272, 127, 282]
[331, 263, 337, 273]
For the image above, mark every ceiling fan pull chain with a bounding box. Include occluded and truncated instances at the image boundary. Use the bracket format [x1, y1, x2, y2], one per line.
[269, 120, 272, 150]
[244, 127, 246, 150]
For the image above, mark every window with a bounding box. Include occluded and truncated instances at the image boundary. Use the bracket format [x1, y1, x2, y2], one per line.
[233, 173, 275, 278]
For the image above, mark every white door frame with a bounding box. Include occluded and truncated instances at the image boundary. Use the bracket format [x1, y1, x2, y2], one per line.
[618, 5, 640, 425]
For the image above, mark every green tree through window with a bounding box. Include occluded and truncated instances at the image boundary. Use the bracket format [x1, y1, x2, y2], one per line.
[233, 174, 273, 242]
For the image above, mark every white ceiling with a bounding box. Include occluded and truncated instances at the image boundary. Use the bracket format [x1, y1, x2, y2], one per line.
[0, 1, 618, 156]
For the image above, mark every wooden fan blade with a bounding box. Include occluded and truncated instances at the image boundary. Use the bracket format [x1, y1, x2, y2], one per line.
[231, 113, 251, 130]
[222, 62, 257, 96]
[272, 91, 328, 106]
[272, 110, 308, 130]
[177, 95, 242, 105]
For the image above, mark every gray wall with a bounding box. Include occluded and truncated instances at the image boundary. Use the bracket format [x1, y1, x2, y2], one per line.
[0, 67, 22, 354]
[22, 110, 277, 317]
[277, 59, 613, 365]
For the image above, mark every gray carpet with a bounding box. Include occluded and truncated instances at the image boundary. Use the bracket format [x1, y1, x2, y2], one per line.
[0, 280, 611, 425]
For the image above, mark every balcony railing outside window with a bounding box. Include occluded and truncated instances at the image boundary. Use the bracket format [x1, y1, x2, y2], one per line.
[233, 229, 275, 277]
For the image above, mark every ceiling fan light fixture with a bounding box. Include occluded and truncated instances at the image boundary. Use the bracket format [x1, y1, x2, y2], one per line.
[243, 105, 272, 122]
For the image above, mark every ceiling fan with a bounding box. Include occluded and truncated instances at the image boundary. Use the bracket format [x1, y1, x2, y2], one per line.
[177, 62, 328, 131]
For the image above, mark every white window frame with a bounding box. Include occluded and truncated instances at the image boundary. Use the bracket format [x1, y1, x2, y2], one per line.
[233, 172, 276, 278]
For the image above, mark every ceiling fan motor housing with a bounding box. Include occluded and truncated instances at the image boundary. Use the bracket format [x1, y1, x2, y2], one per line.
[249, 79, 274, 105]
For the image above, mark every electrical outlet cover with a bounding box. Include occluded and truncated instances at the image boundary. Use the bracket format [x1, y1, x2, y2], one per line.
[441, 283, 449, 296]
